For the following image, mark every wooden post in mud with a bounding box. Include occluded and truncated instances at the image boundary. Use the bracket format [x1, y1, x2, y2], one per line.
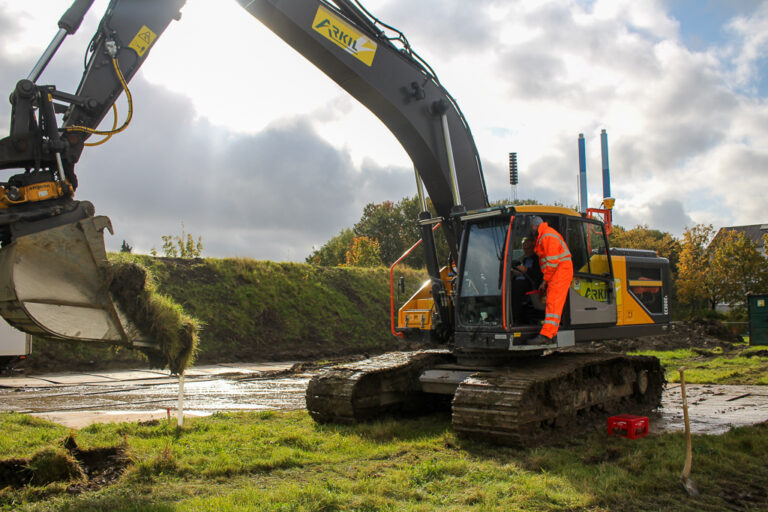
[177, 373, 185, 426]
[679, 366, 699, 496]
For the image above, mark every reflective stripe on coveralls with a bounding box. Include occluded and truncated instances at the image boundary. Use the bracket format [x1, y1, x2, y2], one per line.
[534, 222, 574, 339]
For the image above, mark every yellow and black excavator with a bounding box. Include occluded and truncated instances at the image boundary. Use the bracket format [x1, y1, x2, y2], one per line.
[0, 0, 669, 444]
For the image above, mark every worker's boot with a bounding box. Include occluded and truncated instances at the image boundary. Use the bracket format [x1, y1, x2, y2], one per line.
[526, 334, 554, 346]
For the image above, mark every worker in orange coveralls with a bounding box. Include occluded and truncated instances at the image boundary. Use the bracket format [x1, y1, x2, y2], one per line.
[527, 216, 573, 345]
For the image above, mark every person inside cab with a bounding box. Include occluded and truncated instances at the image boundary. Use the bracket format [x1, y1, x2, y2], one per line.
[527, 216, 573, 345]
[511, 236, 543, 325]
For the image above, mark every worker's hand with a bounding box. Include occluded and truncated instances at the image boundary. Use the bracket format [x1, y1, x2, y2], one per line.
[515, 264, 527, 274]
[538, 281, 547, 292]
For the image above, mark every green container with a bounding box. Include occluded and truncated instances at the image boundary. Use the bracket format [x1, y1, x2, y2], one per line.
[748, 293, 768, 346]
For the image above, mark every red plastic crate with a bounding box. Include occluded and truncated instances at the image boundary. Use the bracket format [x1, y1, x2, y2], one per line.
[607, 414, 649, 439]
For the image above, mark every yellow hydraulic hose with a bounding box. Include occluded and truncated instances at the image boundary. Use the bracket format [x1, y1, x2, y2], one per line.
[83, 103, 118, 146]
[66, 56, 133, 138]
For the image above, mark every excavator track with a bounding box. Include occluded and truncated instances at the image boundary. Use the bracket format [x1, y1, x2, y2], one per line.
[306, 350, 453, 424]
[452, 352, 665, 446]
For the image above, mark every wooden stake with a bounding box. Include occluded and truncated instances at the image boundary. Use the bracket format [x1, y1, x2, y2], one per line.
[679, 366, 699, 496]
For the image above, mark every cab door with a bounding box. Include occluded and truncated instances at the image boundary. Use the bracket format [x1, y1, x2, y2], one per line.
[565, 218, 617, 326]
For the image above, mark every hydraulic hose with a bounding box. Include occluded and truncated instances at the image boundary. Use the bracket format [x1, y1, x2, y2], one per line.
[65, 56, 133, 138]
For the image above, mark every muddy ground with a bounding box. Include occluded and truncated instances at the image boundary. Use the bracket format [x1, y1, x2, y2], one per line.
[583, 317, 746, 353]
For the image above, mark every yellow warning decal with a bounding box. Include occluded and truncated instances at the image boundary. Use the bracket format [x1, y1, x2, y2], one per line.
[312, 5, 377, 66]
[128, 25, 157, 57]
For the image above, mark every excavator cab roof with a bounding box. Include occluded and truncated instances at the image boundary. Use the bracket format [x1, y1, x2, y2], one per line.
[456, 204, 585, 223]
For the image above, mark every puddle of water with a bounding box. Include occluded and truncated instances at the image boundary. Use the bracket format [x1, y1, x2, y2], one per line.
[653, 384, 768, 435]
[2, 371, 766, 436]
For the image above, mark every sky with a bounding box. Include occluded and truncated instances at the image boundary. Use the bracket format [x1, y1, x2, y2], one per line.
[0, 0, 767, 260]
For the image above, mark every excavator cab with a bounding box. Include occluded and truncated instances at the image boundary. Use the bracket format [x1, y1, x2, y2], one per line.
[398, 205, 670, 355]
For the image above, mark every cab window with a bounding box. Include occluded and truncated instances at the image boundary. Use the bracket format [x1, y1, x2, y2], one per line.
[457, 218, 507, 326]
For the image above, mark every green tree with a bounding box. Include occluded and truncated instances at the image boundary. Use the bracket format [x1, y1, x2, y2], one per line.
[308, 196, 551, 269]
[306, 228, 355, 266]
[353, 198, 419, 264]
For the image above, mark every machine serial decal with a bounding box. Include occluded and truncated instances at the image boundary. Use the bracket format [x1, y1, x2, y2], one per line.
[313, 6, 377, 66]
[129, 25, 157, 57]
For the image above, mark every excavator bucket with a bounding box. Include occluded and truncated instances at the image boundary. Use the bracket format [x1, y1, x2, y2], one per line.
[0, 215, 154, 348]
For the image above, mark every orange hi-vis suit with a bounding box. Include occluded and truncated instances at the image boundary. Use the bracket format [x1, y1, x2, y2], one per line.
[534, 222, 574, 339]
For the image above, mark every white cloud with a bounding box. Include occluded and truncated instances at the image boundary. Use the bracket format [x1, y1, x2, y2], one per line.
[723, 2, 768, 92]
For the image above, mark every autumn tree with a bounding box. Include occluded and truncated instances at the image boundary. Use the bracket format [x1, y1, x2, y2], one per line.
[344, 236, 383, 267]
[610, 225, 682, 274]
[709, 230, 768, 306]
[676, 224, 719, 311]
[307, 228, 355, 266]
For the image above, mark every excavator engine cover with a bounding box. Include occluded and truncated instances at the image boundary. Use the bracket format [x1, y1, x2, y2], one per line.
[0, 205, 151, 347]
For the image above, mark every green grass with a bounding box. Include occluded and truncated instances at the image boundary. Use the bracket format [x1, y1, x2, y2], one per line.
[1, 411, 766, 511]
[630, 345, 768, 385]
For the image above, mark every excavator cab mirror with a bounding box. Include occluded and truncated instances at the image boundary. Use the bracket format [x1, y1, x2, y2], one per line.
[398, 276, 405, 295]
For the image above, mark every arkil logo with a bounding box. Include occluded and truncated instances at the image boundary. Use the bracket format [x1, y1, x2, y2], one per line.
[312, 6, 377, 66]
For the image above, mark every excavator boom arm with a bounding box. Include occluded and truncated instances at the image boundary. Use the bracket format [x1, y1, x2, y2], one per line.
[2, 0, 489, 220]
[0, 0, 491, 348]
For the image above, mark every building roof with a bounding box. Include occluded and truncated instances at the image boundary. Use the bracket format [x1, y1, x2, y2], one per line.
[715, 224, 768, 248]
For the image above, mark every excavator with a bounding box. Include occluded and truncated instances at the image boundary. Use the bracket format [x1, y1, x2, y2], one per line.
[0, 0, 669, 445]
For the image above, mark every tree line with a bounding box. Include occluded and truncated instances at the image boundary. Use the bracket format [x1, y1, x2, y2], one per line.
[307, 196, 768, 318]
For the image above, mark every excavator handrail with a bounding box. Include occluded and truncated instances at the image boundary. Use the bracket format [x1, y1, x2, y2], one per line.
[389, 222, 441, 338]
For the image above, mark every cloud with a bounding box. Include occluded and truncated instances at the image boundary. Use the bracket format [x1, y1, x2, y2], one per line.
[74, 77, 413, 259]
[722, 2, 768, 92]
[615, 198, 695, 234]
[375, 0, 498, 59]
[2, 0, 768, 260]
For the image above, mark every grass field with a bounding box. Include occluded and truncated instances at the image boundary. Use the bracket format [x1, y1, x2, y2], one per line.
[1, 409, 766, 512]
[631, 344, 768, 385]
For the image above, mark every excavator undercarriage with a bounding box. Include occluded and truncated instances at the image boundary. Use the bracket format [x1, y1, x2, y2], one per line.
[306, 350, 665, 446]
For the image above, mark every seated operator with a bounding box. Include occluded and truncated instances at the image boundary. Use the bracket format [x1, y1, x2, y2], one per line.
[511, 237, 543, 325]
[527, 216, 573, 345]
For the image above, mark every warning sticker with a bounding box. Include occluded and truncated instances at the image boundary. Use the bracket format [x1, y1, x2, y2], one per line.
[312, 6, 377, 66]
[129, 25, 157, 57]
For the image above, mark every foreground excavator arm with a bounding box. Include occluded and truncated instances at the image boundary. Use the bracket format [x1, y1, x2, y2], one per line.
[0, 0, 488, 345]
[1, 0, 488, 223]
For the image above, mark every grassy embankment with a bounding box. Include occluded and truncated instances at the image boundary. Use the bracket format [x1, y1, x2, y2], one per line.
[1, 411, 766, 511]
[24, 255, 430, 372]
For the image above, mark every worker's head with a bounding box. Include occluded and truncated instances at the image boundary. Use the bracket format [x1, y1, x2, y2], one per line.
[530, 216, 544, 236]
[522, 237, 534, 254]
